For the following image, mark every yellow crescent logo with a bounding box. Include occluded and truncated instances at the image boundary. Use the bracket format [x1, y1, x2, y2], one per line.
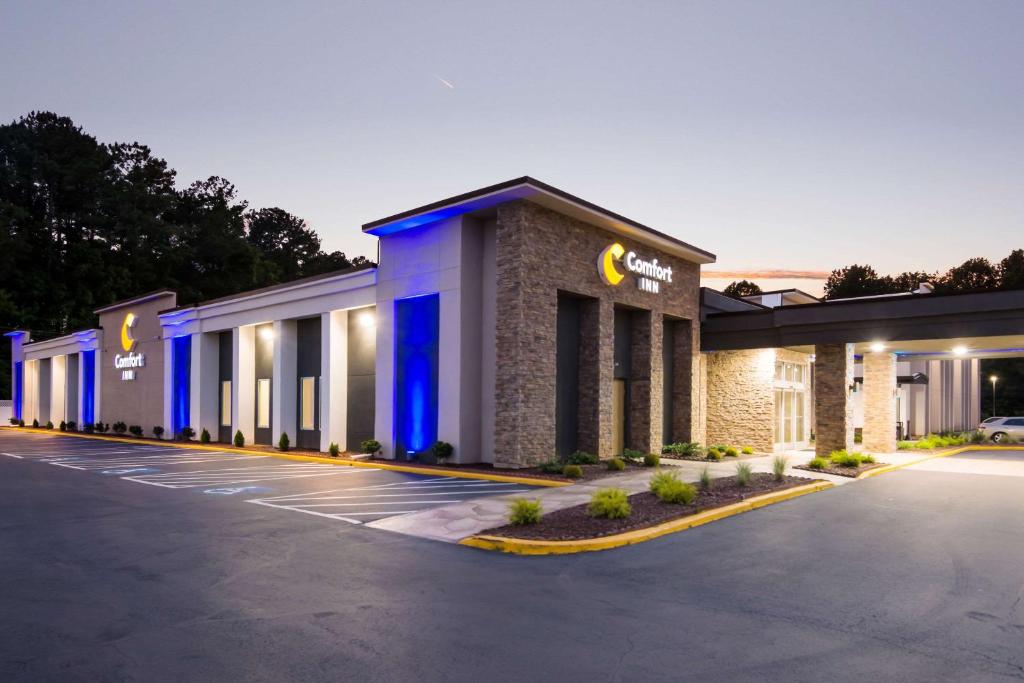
[120, 313, 138, 352]
[598, 243, 625, 286]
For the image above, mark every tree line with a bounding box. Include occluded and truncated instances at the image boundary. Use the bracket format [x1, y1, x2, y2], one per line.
[0, 112, 372, 398]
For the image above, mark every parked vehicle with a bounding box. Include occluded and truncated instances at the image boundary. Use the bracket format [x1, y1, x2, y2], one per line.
[978, 417, 1024, 443]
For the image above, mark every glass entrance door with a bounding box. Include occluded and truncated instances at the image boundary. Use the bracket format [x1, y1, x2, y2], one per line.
[774, 388, 806, 450]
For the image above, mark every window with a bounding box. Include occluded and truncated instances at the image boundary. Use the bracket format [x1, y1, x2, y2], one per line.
[775, 361, 806, 386]
[220, 381, 232, 427]
[1004, 418, 1024, 426]
[257, 378, 271, 429]
[300, 377, 316, 431]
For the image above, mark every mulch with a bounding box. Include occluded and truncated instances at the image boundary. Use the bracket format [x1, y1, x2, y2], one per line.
[485, 473, 815, 541]
[661, 452, 762, 462]
[364, 457, 647, 483]
[792, 462, 888, 478]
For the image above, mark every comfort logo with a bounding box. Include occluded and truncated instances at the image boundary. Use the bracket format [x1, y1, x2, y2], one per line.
[120, 313, 138, 352]
[598, 243, 626, 286]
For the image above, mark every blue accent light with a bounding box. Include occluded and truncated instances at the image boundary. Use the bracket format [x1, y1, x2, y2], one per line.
[13, 361, 23, 420]
[80, 351, 95, 425]
[394, 294, 439, 460]
[171, 335, 191, 435]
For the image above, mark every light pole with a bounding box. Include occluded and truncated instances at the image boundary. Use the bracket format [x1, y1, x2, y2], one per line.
[990, 375, 999, 417]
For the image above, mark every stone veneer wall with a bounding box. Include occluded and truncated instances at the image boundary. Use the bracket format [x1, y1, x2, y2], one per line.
[705, 349, 775, 452]
[862, 351, 897, 453]
[492, 200, 701, 467]
[814, 343, 854, 456]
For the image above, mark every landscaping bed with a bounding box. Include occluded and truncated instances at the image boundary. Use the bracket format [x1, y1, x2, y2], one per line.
[365, 457, 645, 483]
[485, 473, 814, 541]
[661, 451, 762, 463]
[793, 462, 888, 478]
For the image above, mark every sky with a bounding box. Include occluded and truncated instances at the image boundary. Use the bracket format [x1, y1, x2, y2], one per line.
[2, 0, 1022, 296]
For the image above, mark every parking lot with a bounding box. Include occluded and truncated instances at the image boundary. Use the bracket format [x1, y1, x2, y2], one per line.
[0, 430, 539, 526]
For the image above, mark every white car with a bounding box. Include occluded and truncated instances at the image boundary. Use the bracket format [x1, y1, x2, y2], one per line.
[979, 417, 1024, 443]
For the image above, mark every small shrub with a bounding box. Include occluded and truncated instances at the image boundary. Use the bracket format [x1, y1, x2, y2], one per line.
[31, 419, 39, 428]
[706, 448, 723, 461]
[897, 441, 912, 450]
[128, 425, 143, 437]
[508, 498, 542, 525]
[59, 421, 67, 432]
[562, 464, 583, 479]
[807, 456, 828, 470]
[830, 450, 863, 468]
[621, 449, 644, 463]
[18, 419, 25, 427]
[699, 465, 712, 490]
[233, 430, 245, 447]
[112, 421, 127, 434]
[587, 488, 631, 519]
[178, 426, 195, 441]
[45, 420, 54, 430]
[967, 430, 986, 444]
[153, 425, 164, 439]
[200, 428, 211, 444]
[662, 442, 703, 458]
[360, 439, 382, 455]
[82, 423, 94, 433]
[607, 457, 625, 471]
[538, 459, 564, 474]
[741, 446, 754, 455]
[735, 462, 753, 486]
[643, 453, 660, 467]
[649, 471, 696, 504]
[278, 432, 290, 451]
[724, 446, 739, 458]
[567, 450, 598, 465]
[860, 453, 876, 464]
[8, 417, 17, 426]
[329, 442, 340, 457]
[94, 423, 109, 433]
[772, 455, 788, 482]
[66, 421, 77, 431]
[431, 441, 454, 462]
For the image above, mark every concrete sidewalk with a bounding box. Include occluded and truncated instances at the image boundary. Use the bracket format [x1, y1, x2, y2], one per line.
[367, 449, 884, 543]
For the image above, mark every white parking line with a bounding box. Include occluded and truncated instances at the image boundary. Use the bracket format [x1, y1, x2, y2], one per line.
[123, 463, 369, 489]
[1, 452, 23, 459]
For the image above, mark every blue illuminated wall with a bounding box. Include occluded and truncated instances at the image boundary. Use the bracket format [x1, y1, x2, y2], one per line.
[394, 294, 439, 460]
[80, 351, 95, 425]
[171, 335, 191, 435]
[13, 361, 22, 421]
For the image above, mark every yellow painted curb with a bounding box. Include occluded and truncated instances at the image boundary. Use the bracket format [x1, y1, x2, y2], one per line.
[459, 480, 834, 555]
[857, 444, 1024, 479]
[0, 426, 569, 488]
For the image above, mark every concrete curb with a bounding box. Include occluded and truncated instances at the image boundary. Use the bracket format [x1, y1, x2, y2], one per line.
[458, 480, 834, 555]
[857, 444, 1024, 479]
[0, 426, 570, 488]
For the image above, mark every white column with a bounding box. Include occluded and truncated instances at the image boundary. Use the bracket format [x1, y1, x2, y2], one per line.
[162, 338, 174, 434]
[50, 354, 67, 426]
[191, 332, 220, 440]
[232, 326, 256, 445]
[320, 310, 348, 452]
[374, 300, 395, 459]
[272, 319, 297, 447]
[23, 360, 37, 424]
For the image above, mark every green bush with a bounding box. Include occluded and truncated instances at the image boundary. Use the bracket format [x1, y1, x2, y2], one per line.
[562, 464, 583, 479]
[233, 430, 245, 447]
[621, 449, 644, 463]
[7, 417, 17, 426]
[431, 441, 454, 462]
[772, 455, 788, 482]
[643, 453, 660, 467]
[699, 465, 712, 490]
[58, 421, 67, 432]
[897, 441, 912, 450]
[607, 457, 625, 471]
[741, 446, 754, 455]
[587, 488, 631, 519]
[18, 419, 25, 427]
[45, 420, 54, 430]
[567, 450, 598, 465]
[538, 459, 565, 474]
[178, 426, 195, 441]
[200, 428, 211, 444]
[67, 421, 77, 431]
[724, 446, 739, 458]
[649, 471, 696, 504]
[735, 462, 753, 486]
[278, 432, 290, 451]
[112, 421, 127, 434]
[508, 498, 542, 525]
[129, 425, 143, 437]
[82, 422, 93, 433]
[31, 419, 39, 428]
[967, 430, 986, 444]
[829, 450, 871, 468]
[706, 448, 724, 461]
[860, 453, 876, 464]
[360, 439, 382, 455]
[807, 456, 828, 470]
[329, 442, 340, 457]
[153, 425, 164, 439]
[662, 442, 703, 457]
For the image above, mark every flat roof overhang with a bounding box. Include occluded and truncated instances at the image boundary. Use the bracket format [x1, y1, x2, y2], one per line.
[701, 289, 1024, 357]
[361, 176, 716, 266]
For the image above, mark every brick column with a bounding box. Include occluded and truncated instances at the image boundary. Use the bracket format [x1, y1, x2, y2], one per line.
[814, 343, 854, 456]
[627, 310, 662, 454]
[862, 351, 897, 453]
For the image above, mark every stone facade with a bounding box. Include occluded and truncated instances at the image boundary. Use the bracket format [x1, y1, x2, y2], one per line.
[862, 351, 897, 452]
[814, 343, 854, 456]
[492, 201, 701, 466]
[705, 348, 776, 452]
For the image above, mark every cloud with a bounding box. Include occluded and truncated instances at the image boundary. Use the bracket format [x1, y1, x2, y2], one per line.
[701, 269, 829, 280]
